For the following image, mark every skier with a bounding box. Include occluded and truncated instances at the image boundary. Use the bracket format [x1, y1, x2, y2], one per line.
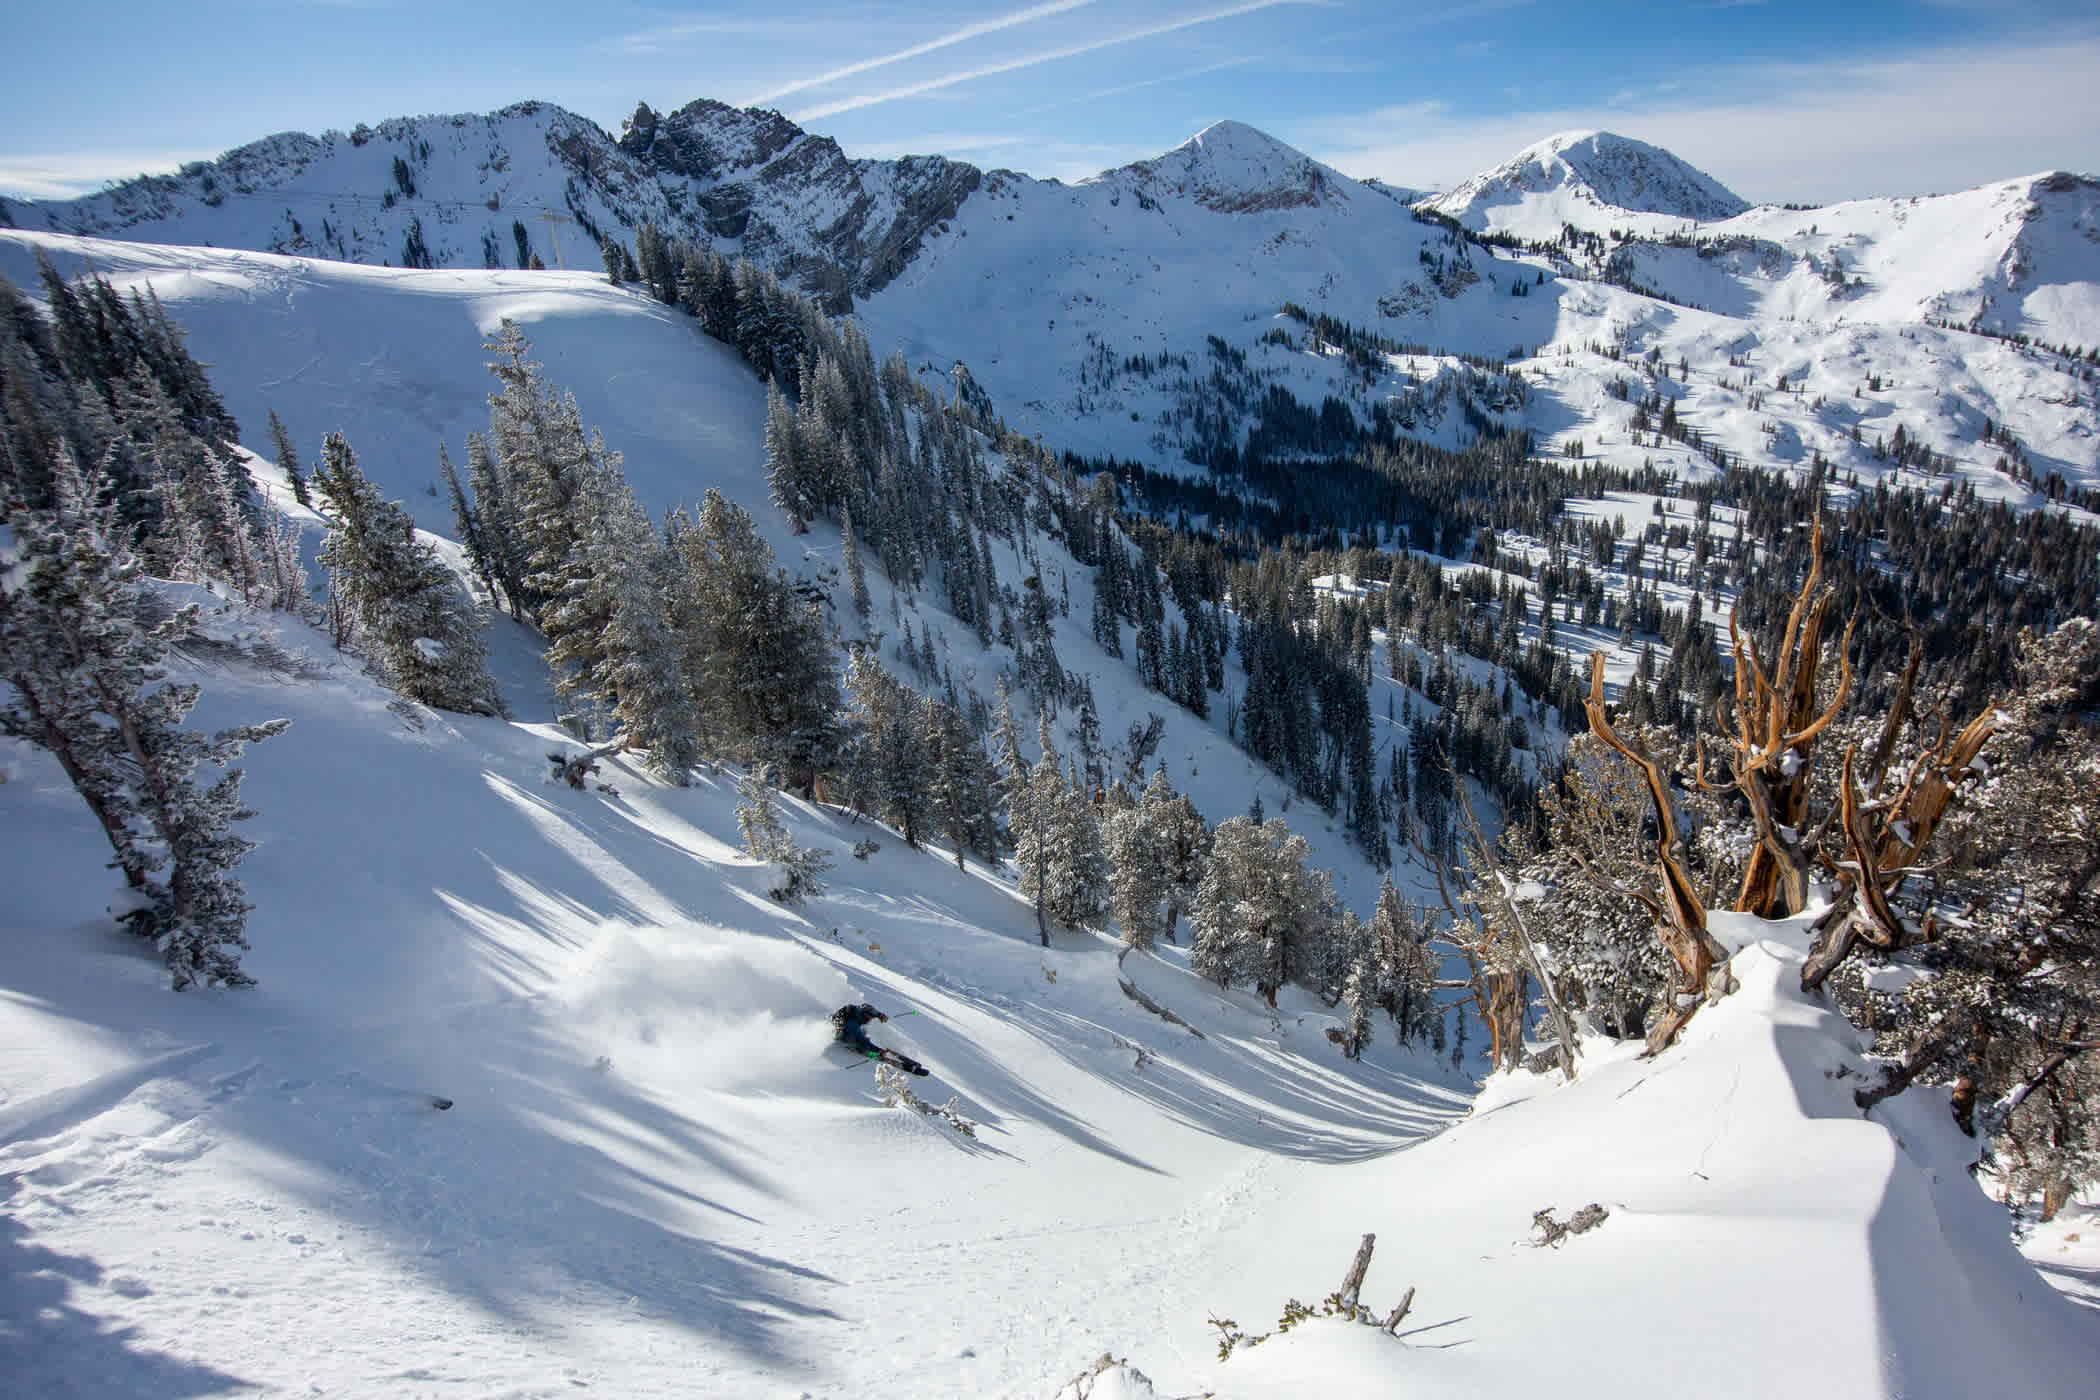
[831, 1002, 929, 1076]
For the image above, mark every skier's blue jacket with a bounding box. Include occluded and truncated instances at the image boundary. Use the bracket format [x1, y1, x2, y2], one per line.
[832, 1002, 888, 1054]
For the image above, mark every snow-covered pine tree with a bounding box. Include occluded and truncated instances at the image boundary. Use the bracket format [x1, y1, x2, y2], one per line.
[1849, 620, 2100, 1166]
[311, 431, 502, 715]
[483, 320, 597, 624]
[458, 430, 531, 618]
[1106, 781, 1172, 951]
[201, 449, 262, 605]
[841, 498, 872, 623]
[266, 407, 308, 506]
[254, 484, 310, 617]
[841, 649, 933, 846]
[1012, 715, 1107, 931]
[920, 690, 1002, 871]
[734, 764, 831, 904]
[1363, 876, 1439, 1044]
[1044, 753, 1109, 929]
[1338, 914, 1376, 1059]
[525, 416, 628, 716]
[763, 379, 811, 528]
[1189, 816, 1338, 1006]
[669, 487, 841, 790]
[0, 447, 287, 986]
[1137, 765, 1211, 944]
[589, 493, 704, 781]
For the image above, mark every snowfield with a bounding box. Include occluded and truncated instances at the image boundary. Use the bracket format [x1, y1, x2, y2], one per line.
[6, 597, 2097, 1397]
[1, 588, 1473, 1399]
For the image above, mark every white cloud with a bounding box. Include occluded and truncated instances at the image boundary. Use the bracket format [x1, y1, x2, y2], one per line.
[1297, 36, 2100, 204]
[788, 0, 1312, 122]
[0, 151, 218, 202]
[747, 0, 1101, 105]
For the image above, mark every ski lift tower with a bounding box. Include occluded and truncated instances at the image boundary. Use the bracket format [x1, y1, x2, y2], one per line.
[534, 210, 575, 269]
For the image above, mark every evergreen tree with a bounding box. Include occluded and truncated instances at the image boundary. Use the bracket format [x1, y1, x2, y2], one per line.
[1137, 765, 1211, 944]
[0, 449, 287, 986]
[841, 650, 933, 846]
[266, 408, 308, 506]
[1189, 816, 1337, 1006]
[1364, 876, 1439, 1044]
[922, 691, 1002, 870]
[1106, 787, 1171, 951]
[669, 489, 840, 789]
[735, 765, 832, 904]
[841, 498, 872, 623]
[311, 432, 502, 715]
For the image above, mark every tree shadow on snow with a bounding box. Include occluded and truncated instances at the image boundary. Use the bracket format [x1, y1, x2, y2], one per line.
[799, 929, 1466, 1170]
[0, 1178, 254, 1398]
[199, 1014, 847, 1369]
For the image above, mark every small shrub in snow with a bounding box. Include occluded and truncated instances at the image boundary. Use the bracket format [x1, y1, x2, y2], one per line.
[1208, 1233, 1416, 1359]
[852, 839, 880, 860]
[1531, 1202, 1610, 1247]
[874, 1063, 976, 1138]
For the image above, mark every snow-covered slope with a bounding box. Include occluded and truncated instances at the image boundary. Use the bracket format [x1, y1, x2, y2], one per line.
[1198, 913, 2100, 1397]
[0, 585, 1471, 1399]
[1423, 129, 1752, 237]
[1714, 171, 2100, 346]
[6, 553, 2094, 1398]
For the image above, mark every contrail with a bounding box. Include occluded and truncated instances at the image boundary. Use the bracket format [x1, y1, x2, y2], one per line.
[748, 0, 1102, 106]
[790, 0, 1304, 121]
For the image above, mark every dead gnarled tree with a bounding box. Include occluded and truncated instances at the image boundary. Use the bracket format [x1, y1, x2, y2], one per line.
[1585, 653, 1739, 1053]
[1696, 519, 1854, 921]
[1799, 703, 2003, 993]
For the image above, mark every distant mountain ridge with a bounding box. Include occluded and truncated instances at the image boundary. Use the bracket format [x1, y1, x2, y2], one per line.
[2, 103, 1757, 301]
[1423, 129, 1752, 232]
[7, 98, 2096, 501]
[2, 98, 989, 308]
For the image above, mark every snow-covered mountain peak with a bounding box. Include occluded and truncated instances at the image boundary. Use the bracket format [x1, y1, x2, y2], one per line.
[616, 98, 805, 180]
[1113, 119, 1345, 213]
[1426, 128, 1750, 234]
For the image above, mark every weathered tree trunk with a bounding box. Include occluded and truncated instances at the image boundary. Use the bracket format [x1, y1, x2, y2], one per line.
[1338, 1233, 1376, 1314]
[1586, 654, 1737, 1052]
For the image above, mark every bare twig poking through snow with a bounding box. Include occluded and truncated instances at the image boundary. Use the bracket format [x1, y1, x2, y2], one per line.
[1208, 1232, 1420, 1359]
[1110, 1033, 1156, 1071]
[874, 1063, 977, 1138]
[1532, 1203, 1611, 1247]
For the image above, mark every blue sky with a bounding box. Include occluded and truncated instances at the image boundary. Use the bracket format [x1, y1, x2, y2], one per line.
[3, 1, 2096, 204]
